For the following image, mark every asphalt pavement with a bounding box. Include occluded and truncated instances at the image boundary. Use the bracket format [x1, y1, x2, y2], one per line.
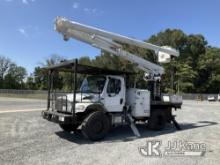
[0, 98, 219, 165]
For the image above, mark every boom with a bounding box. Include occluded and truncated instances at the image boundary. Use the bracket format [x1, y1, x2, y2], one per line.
[54, 17, 179, 80]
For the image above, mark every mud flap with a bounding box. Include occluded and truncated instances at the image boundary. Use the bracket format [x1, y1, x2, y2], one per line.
[171, 116, 181, 130]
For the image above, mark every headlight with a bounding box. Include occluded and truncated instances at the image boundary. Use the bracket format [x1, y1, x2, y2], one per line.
[76, 105, 85, 110]
[67, 102, 72, 112]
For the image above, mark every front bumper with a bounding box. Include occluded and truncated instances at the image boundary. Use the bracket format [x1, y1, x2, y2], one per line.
[42, 110, 75, 124]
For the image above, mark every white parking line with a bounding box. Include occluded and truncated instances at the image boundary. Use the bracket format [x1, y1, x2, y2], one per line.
[0, 108, 43, 114]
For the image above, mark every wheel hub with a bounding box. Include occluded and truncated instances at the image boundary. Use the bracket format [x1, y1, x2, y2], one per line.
[92, 120, 103, 133]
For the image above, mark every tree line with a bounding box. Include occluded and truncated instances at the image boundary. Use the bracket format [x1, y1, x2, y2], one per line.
[0, 29, 220, 93]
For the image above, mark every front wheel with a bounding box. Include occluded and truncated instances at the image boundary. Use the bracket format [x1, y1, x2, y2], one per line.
[82, 111, 110, 141]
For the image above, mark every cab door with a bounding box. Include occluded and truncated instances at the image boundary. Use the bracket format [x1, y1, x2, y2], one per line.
[104, 76, 125, 112]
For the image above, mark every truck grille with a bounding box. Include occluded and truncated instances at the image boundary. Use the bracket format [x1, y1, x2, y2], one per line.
[54, 95, 72, 113]
[55, 99, 65, 111]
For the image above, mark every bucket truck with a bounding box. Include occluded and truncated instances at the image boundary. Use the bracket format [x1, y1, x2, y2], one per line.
[42, 17, 182, 141]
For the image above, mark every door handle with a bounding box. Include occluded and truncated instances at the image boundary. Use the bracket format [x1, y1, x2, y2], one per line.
[120, 98, 123, 104]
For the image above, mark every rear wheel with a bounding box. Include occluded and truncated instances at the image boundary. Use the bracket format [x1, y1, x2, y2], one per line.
[59, 124, 79, 132]
[147, 109, 166, 131]
[82, 111, 110, 141]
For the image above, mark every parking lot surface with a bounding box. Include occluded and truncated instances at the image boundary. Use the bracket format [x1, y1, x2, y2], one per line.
[0, 98, 219, 165]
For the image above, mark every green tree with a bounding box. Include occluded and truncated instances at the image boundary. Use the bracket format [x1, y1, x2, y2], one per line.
[4, 63, 27, 89]
[26, 74, 37, 89]
[196, 47, 220, 93]
[28, 29, 220, 94]
[0, 55, 12, 88]
[175, 63, 197, 93]
[147, 29, 209, 93]
[34, 55, 65, 90]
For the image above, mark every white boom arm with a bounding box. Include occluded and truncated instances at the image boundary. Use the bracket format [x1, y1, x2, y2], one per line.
[55, 17, 179, 79]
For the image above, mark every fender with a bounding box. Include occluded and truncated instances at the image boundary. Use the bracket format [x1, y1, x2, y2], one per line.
[84, 103, 107, 114]
[75, 102, 107, 114]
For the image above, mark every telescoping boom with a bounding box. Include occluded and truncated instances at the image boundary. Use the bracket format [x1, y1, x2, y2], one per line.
[54, 17, 179, 81]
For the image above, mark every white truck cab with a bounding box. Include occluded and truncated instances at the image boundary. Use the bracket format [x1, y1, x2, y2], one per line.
[62, 75, 151, 118]
[79, 75, 126, 112]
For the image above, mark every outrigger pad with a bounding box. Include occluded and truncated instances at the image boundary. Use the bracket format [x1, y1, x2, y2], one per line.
[171, 116, 181, 130]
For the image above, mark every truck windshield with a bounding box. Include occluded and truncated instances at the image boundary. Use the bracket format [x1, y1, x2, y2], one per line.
[80, 76, 106, 93]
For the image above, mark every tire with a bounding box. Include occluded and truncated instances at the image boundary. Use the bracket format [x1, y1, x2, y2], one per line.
[82, 111, 110, 141]
[147, 109, 166, 131]
[59, 124, 79, 132]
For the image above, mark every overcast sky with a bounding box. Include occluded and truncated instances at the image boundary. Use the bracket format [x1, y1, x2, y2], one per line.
[0, 0, 220, 74]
